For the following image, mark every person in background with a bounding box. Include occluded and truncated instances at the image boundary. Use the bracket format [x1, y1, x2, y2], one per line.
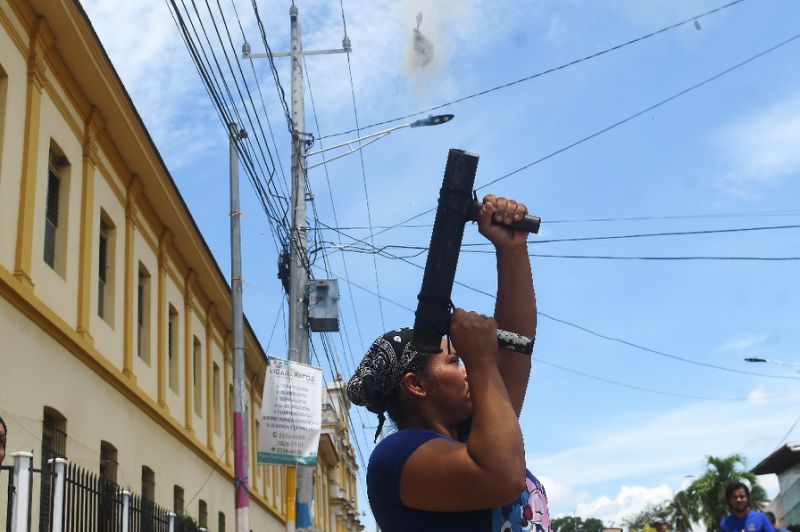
[654, 520, 669, 532]
[767, 511, 790, 532]
[720, 481, 775, 532]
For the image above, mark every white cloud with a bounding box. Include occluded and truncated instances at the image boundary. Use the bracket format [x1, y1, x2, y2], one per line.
[576, 484, 673, 527]
[81, 0, 538, 175]
[538, 476, 674, 526]
[716, 334, 771, 356]
[715, 94, 800, 197]
[82, 0, 220, 170]
[528, 389, 799, 518]
[747, 387, 770, 407]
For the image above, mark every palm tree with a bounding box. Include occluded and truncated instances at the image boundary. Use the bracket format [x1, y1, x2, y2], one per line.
[666, 488, 699, 532]
[688, 453, 769, 531]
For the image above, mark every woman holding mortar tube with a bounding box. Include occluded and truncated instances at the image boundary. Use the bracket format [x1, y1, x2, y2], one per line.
[347, 195, 549, 531]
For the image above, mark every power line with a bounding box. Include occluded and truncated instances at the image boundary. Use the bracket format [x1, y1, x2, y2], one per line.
[319, 220, 800, 248]
[317, 220, 800, 261]
[544, 210, 800, 225]
[303, 57, 368, 354]
[314, 228, 800, 381]
[465, 224, 800, 246]
[309, 210, 800, 232]
[165, 0, 293, 252]
[536, 358, 762, 402]
[248, 0, 294, 133]
[367, 31, 800, 240]
[319, 0, 748, 139]
[338, 0, 387, 333]
[476, 31, 800, 191]
[227, 0, 290, 190]
[539, 311, 800, 381]
[333, 244, 800, 261]
[509, 253, 800, 261]
[777, 412, 800, 447]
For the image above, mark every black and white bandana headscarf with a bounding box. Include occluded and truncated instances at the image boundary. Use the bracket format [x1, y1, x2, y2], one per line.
[346, 327, 423, 441]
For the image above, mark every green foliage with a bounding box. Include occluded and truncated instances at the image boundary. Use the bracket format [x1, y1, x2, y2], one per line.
[581, 454, 768, 532]
[664, 489, 700, 532]
[551, 515, 605, 532]
[622, 502, 670, 531]
[174, 514, 200, 532]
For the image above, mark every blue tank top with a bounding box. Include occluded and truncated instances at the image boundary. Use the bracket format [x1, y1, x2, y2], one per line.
[367, 428, 551, 531]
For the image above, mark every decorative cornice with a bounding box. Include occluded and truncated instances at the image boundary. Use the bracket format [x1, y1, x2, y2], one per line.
[158, 228, 173, 268]
[184, 269, 196, 299]
[83, 107, 105, 165]
[125, 175, 143, 224]
[27, 17, 54, 87]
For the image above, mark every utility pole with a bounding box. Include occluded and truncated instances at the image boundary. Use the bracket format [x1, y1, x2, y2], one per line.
[229, 122, 250, 532]
[288, 7, 311, 530]
[243, 5, 350, 532]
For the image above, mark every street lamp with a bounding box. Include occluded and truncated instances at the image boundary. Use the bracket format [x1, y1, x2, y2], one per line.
[304, 114, 454, 169]
[744, 357, 800, 374]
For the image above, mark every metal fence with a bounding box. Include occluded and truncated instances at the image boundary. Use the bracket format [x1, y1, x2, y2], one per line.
[129, 493, 172, 532]
[5, 454, 191, 532]
[1, 465, 16, 532]
[62, 462, 123, 532]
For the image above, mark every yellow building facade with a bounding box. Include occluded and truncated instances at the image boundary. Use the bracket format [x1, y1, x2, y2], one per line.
[0, 0, 360, 530]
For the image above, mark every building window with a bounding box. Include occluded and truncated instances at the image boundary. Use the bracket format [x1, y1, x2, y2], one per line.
[198, 500, 207, 528]
[137, 264, 151, 364]
[44, 145, 69, 275]
[218, 512, 226, 532]
[99, 441, 118, 532]
[168, 305, 179, 392]
[40, 407, 67, 532]
[141, 466, 155, 501]
[141, 466, 155, 532]
[173, 485, 184, 515]
[213, 363, 221, 435]
[99, 441, 118, 483]
[98, 213, 115, 324]
[193, 337, 202, 416]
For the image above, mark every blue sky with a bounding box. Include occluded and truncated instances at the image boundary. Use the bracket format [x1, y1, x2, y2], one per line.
[83, 0, 800, 527]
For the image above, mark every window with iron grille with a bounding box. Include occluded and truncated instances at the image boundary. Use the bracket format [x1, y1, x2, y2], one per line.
[97, 214, 116, 323]
[173, 485, 184, 515]
[99, 441, 119, 532]
[218, 512, 225, 532]
[44, 146, 69, 275]
[98, 220, 107, 314]
[198, 500, 207, 528]
[44, 167, 60, 268]
[168, 305, 179, 392]
[193, 337, 202, 416]
[137, 264, 151, 364]
[40, 407, 67, 532]
[99, 441, 118, 483]
[142, 466, 156, 532]
[142, 466, 155, 501]
[213, 362, 221, 435]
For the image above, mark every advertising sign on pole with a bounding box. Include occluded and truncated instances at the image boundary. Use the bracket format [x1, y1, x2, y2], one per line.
[258, 357, 322, 466]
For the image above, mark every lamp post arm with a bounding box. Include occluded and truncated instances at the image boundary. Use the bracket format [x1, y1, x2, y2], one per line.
[306, 131, 397, 170]
[305, 124, 410, 158]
